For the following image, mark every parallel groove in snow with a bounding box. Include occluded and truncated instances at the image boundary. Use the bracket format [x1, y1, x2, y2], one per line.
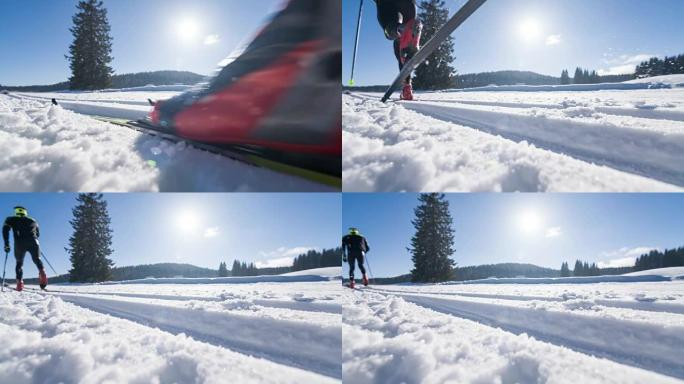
[58, 293, 342, 379]
[369, 289, 684, 380]
[402, 100, 684, 186]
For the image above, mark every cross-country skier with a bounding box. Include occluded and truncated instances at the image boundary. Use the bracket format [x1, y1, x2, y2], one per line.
[342, 227, 370, 288]
[2, 206, 47, 291]
[149, 0, 341, 177]
[374, 0, 423, 100]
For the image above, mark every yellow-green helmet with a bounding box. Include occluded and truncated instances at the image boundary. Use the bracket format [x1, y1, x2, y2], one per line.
[349, 227, 360, 236]
[14, 206, 27, 217]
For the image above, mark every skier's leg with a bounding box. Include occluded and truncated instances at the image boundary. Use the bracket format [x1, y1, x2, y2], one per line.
[357, 254, 367, 276]
[357, 254, 368, 286]
[28, 244, 44, 271]
[14, 244, 26, 281]
[348, 254, 356, 281]
[28, 244, 47, 289]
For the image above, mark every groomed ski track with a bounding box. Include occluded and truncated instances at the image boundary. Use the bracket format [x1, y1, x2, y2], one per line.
[1, 281, 342, 383]
[0, 93, 337, 191]
[344, 284, 684, 383]
[343, 88, 684, 192]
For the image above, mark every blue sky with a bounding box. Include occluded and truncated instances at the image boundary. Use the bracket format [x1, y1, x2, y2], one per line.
[343, 0, 684, 86]
[0, 0, 281, 86]
[343, 193, 684, 277]
[0, 193, 341, 278]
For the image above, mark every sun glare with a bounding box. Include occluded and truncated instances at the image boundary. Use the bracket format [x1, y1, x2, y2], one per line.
[518, 18, 541, 42]
[517, 210, 542, 235]
[176, 18, 199, 43]
[176, 210, 200, 234]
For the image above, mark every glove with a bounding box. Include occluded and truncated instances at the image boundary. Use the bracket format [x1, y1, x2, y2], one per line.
[3, 244, 9, 253]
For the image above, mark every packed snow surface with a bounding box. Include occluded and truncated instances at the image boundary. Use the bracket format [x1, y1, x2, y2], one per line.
[344, 279, 684, 383]
[0, 279, 341, 383]
[625, 266, 684, 278]
[343, 76, 684, 192]
[0, 92, 334, 192]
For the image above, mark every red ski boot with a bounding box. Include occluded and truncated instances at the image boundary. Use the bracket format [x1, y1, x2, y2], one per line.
[398, 19, 423, 63]
[362, 274, 369, 286]
[349, 279, 355, 289]
[400, 83, 414, 101]
[39, 269, 48, 290]
[16, 280, 24, 292]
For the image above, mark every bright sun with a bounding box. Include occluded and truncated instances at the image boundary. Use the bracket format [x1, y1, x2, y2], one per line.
[176, 210, 200, 234]
[517, 210, 542, 235]
[518, 18, 541, 42]
[176, 18, 199, 43]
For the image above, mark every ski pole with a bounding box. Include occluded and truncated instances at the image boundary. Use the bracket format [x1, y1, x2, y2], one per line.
[40, 251, 58, 275]
[1, 251, 8, 292]
[349, 0, 364, 86]
[364, 252, 374, 285]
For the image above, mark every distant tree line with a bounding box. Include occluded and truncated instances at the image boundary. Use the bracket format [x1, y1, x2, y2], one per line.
[455, 71, 560, 88]
[635, 54, 684, 78]
[0, 71, 205, 93]
[457, 263, 558, 280]
[292, 247, 341, 271]
[559, 68, 633, 85]
[634, 247, 684, 271]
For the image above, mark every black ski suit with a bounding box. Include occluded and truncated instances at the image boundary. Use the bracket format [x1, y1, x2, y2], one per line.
[3, 216, 43, 281]
[375, 0, 418, 82]
[342, 234, 369, 280]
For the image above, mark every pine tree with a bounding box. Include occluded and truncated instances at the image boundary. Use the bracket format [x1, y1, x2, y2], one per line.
[67, 193, 114, 282]
[573, 260, 583, 276]
[560, 70, 570, 85]
[218, 262, 228, 277]
[573, 67, 583, 84]
[409, 193, 456, 282]
[413, 0, 456, 90]
[560, 261, 570, 277]
[66, 0, 114, 90]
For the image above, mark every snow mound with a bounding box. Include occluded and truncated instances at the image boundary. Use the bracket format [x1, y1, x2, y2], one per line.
[97, 273, 339, 285]
[0, 95, 333, 192]
[625, 74, 684, 87]
[343, 94, 682, 192]
[0, 292, 336, 384]
[625, 267, 684, 278]
[281, 266, 342, 277]
[446, 274, 673, 285]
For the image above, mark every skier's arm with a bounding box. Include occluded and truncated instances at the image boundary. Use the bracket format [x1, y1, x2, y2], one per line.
[364, 238, 370, 253]
[35, 221, 40, 238]
[2, 218, 10, 249]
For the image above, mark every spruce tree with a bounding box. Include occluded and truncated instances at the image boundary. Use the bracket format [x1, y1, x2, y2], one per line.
[67, 193, 114, 282]
[560, 262, 570, 277]
[218, 262, 229, 277]
[573, 67, 583, 84]
[67, 0, 114, 90]
[560, 70, 570, 85]
[409, 193, 456, 282]
[413, 0, 456, 90]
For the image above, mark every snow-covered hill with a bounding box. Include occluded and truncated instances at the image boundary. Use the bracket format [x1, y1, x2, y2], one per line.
[344, 278, 684, 383]
[0, 277, 341, 383]
[0, 91, 334, 192]
[343, 75, 684, 192]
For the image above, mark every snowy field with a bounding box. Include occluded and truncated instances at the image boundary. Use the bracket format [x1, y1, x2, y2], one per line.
[343, 75, 684, 192]
[0, 268, 342, 383]
[343, 268, 684, 383]
[0, 88, 335, 192]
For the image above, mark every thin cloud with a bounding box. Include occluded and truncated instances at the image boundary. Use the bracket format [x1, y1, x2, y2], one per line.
[597, 246, 658, 268]
[256, 246, 318, 268]
[204, 34, 220, 45]
[545, 227, 562, 238]
[599, 53, 655, 75]
[203, 227, 220, 238]
[545, 34, 561, 46]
